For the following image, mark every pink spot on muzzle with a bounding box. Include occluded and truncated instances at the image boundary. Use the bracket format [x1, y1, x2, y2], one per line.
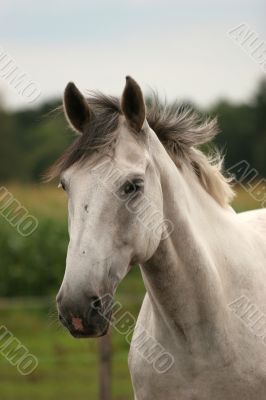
[71, 317, 84, 332]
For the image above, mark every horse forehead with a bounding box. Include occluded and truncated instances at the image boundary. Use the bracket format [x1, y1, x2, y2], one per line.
[114, 125, 148, 167]
[63, 127, 148, 189]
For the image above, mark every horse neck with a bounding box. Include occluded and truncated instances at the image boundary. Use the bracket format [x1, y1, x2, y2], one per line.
[141, 133, 232, 349]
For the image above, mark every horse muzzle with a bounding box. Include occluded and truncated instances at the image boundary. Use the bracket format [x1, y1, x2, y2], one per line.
[56, 293, 112, 338]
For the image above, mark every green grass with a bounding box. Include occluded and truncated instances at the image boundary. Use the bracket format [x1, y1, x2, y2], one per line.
[0, 269, 145, 400]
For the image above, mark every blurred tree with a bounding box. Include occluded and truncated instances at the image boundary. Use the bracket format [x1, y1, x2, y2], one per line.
[0, 100, 72, 182]
[210, 79, 266, 178]
[252, 79, 266, 174]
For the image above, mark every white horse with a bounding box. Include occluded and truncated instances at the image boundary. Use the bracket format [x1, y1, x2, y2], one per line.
[50, 77, 266, 399]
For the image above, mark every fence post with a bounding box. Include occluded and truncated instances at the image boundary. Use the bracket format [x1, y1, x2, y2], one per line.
[99, 332, 112, 400]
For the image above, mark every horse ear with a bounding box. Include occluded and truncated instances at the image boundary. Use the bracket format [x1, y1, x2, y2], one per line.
[63, 82, 91, 134]
[121, 76, 146, 132]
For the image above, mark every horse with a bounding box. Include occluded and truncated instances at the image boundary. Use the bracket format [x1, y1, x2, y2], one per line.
[48, 76, 266, 399]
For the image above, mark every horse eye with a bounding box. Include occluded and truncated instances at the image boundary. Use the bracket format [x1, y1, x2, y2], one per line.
[122, 180, 144, 195]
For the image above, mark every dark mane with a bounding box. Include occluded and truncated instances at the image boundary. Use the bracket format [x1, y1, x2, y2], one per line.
[46, 92, 234, 206]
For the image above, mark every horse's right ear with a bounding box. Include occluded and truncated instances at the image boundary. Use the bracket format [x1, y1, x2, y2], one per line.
[121, 76, 146, 132]
[63, 82, 91, 134]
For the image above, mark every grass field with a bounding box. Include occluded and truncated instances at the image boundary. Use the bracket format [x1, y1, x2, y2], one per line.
[0, 280, 144, 400]
[0, 183, 264, 399]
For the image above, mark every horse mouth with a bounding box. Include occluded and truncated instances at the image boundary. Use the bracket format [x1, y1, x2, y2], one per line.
[58, 313, 110, 339]
[69, 323, 109, 339]
[69, 325, 109, 339]
[57, 297, 113, 339]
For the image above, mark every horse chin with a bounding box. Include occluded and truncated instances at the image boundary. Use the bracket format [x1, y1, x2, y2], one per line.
[69, 323, 110, 339]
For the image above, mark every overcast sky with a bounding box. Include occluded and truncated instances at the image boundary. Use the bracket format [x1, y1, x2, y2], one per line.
[0, 0, 265, 110]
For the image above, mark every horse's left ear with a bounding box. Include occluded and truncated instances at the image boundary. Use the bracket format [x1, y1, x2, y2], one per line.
[121, 76, 146, 132]
[63, 82, 91, 134]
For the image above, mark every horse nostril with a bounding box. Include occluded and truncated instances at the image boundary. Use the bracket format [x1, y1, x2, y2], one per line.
[90, 296, 103, 317]
[58, 313, 68, 327]
[91, 296, 101, 309]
